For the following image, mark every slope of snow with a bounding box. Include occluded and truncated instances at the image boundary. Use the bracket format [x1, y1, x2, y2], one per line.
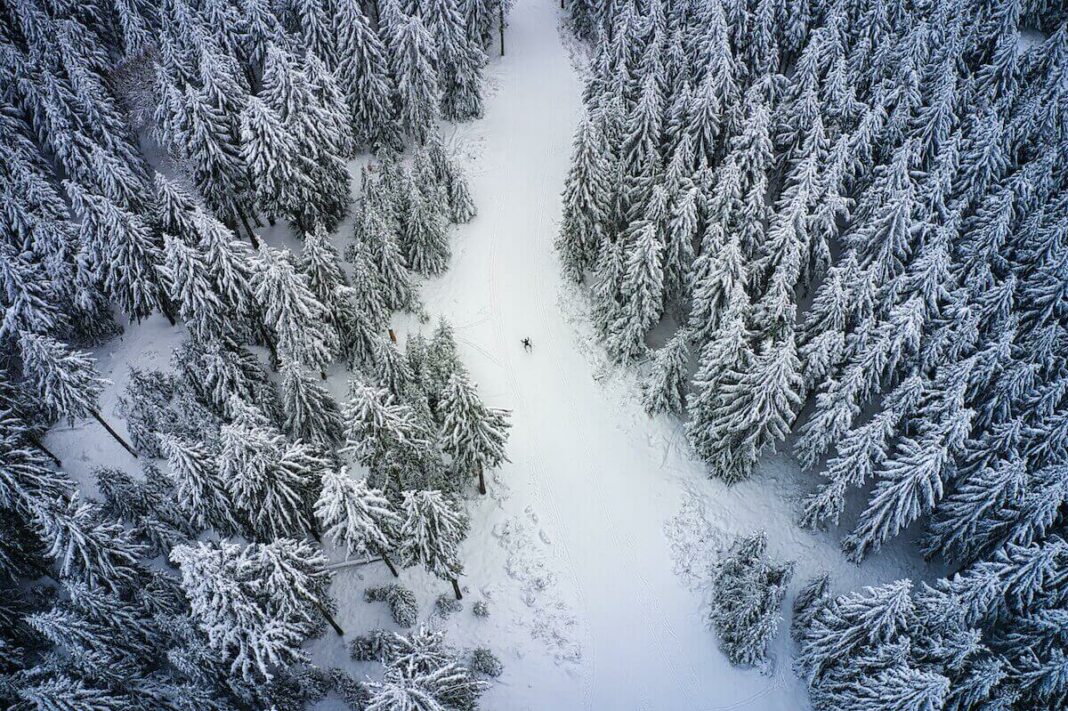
[43, 1, 935, 708]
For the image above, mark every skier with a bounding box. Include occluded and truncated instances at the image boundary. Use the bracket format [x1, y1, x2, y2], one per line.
[521, 338, 532, 352]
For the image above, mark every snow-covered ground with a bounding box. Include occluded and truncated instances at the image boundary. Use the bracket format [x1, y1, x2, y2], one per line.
[46, 1, 936, 708]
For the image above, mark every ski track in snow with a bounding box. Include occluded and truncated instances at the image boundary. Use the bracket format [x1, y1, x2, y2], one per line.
[44, 1, 939, 709]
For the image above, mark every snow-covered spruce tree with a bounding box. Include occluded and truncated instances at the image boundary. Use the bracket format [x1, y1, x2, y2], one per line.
[171, 538, 338, 682]
[342, 380, 443, 493]
[353, 194, 417, 312]
[372, 336, 416, 400]
[426, 0, 487, 121]
[400, 169, 452, 276]
[259, 43, 351, 231]
[190, 45, 256, 230]
[710, 334, 803, 484]
[556, 113, 611, 282]
[363, 627, 488, 710]
[298, 225, 352, 330]
[709, 532, 793, 668]
[683, 303, 745, 476]
[16, 332, 137, 457]
[94, 463, 194, 555]
[333, 0, 402, 152]
[305, 53, 358, 159]
[376, 0, 407, 49]
[399, 489, 469, 599]
[251, 244, 339, 374]
[0, 398, 73, 511]
[315, 466, 402, 576]
[240, 95, 301, 231]
[619, 73, 664, 222]
[160, 234, 227, 341]
[463, 0, 496, 49]
[790, 573, 830, 643]
[291, 0, 337, 69]
[191, 208, 259, 330]
[641, 330, 689, 416]
[567, 0, 601, 41]
[364, 583, 418, 626]
[391, 14, 441, 144]
[115, 366, 214, 457]
[337, 240, 390, 366]
[32, 494, 145, 592]
[427, 134, 478, 224]
[153, 172, 203, 246]
[440, 371, 512, 494]
[0, 243, 65, 349]
[171, 335, 280, 420]
[157, 432, 241, 535]
[589, 236, 626, 341]
[424, 319, 465, 411]
[64, 180, 169, 325]
[785, 575, 1045, 711]
[14, 676, 123, 711]
[280, 359, 345, 449]
[796, 579, 915, 686]
[26, 579, 165, 681]
[219, 397, 325, 540]
[688, 225, 747, 345]
[841, 363, 975, 563]
[606, 221, 664, 362]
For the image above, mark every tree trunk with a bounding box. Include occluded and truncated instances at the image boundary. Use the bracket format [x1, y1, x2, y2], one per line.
[29, 436, 62, 467]
[308, 516, 322, 543]
[561, 0, 564, 7]
[314, 602, 345, 636]
[239, 213, 259, 249]
[158, 291, 177, 326]
[320, 370, 328, 380]
[258, 325, 279, 370]
[388, 328, 397, 344]
[499, 5, 505, 56]
[451, 577, 463, 600]
[90, 409, 138, 458]
[374, 544, 400, 577]
[478, 464, 487, 495]
[325, 556, 382, 572]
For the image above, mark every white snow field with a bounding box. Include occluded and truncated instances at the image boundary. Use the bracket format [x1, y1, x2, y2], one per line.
[43, 1, 935, 709]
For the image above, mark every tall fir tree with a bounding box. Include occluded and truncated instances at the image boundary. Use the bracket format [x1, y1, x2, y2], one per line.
[315, 466, 402, 576]
[398, 489, 469, 599]
[426, 0, 487, 120]
[391, 15, 441, 144]
[439, 371, 511, 494]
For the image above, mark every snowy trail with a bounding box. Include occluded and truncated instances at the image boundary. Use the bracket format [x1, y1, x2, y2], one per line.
[388, 1, 928, 709]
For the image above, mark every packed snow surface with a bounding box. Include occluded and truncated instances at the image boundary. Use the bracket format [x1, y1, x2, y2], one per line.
[46, 0, 933, 708]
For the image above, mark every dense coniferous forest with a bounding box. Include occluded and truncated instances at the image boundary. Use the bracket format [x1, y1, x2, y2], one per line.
[559, 0, 1068, 708]
[4, 0, 1068, 704]
[0, 0, 515, 708]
